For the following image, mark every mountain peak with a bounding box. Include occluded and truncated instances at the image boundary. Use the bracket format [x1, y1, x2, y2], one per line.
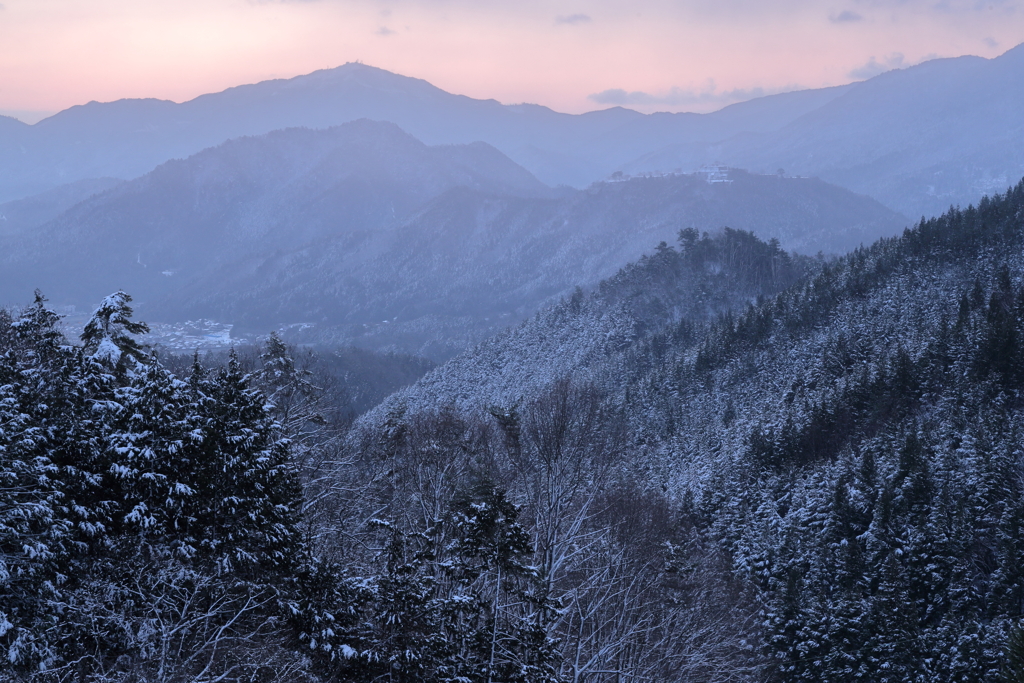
[248, 61, 441, 98]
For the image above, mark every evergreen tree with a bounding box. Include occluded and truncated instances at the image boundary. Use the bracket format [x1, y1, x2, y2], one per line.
[0, 292, 314, 679]
[80, 290, 150, 371]
[0, 295, 71, 669]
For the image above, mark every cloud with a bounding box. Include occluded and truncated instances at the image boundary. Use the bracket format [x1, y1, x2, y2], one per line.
[848, 52, 906, 79]
[555, 13, 592, 25]
[830, 10, 864, 22]
[862, 0, 1022, 14]
[376, 25, 396, 36]
[985, 36, 1000, 48]
[588, 82, 795, 107]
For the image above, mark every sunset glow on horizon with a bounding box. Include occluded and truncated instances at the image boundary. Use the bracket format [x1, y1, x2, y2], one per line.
[2, 0, 1023, 122]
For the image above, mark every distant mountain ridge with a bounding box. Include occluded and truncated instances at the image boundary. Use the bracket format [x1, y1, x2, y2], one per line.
[0, 63, 848, 202]
[166, 167, 902, 357]
[633, 45, 1024, 217]
[0, 119, 550, 304]
[2, 44, 1023, 218]
[0, 121, 905, 359]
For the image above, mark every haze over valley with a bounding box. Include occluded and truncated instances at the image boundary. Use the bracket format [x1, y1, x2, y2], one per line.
[0, 118, 907, 359]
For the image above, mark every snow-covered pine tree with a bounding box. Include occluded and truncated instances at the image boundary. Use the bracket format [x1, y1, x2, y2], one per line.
[441, 478, 537, 683]
[0, 292, 319, 680]
[184, 349, 302, 575]
[80, 290, 150, 373]
[0, 295, 73, 669]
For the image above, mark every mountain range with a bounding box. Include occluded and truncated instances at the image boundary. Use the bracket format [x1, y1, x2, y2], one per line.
[3, 44, 1024, 219]
[0, 120, 905, 359]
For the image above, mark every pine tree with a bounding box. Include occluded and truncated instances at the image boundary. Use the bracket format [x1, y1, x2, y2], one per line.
[184, 350, 302, 575]
[0, 292, 315, 678]
[363, 523, 446, 683]
[80, 290, 150, 371]
[0, 296, 71, 669]
[443, 478, 537, 683]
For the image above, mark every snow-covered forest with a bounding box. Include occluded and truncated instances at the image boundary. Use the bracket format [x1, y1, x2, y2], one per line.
[4, 181, 1024, 681]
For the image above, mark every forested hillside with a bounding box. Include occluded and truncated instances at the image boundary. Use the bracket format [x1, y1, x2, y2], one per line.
[615, 182, 1024, 680]
[355, 180, 1024, 680]
[4, 185, 1024, 680]
[363, 226, 816, 419]
[2, 292, 751, 681]
[147, 169, 902, 359]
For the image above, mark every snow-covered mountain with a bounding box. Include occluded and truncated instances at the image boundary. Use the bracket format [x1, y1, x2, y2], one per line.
[631, 44, 1024, 218]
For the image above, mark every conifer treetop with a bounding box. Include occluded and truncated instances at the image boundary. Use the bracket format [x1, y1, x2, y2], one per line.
[81, 291, 150, 367]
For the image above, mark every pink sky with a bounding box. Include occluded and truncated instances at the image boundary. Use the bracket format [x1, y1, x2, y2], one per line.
[1, 0, 1023, 122]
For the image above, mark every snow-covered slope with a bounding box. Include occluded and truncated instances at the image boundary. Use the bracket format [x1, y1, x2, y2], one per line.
[351, 180, 1024, 680]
